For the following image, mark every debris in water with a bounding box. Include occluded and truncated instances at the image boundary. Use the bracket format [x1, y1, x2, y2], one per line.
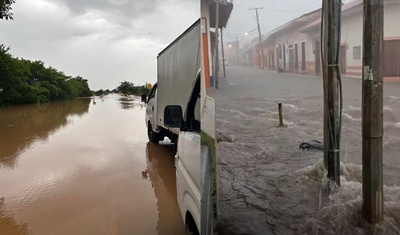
[217, 132, 235, 143]
[299, 140, 324, 150]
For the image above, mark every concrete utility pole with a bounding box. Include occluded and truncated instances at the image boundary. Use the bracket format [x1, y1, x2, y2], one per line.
[221, 28, 226, 78]
[249, 7, 264, 69]
[362, 0, 384, 224]
[214, 0, 220, 89]
[321, 0, 342, 187]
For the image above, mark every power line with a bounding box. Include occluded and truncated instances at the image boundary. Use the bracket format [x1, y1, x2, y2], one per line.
[236, 0, 247, 7]
[294, 0, 320, 12]
[278, 0, 321, 27]
[225, 30, 257, 38]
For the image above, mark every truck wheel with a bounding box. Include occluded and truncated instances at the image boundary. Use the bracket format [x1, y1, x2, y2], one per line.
[185, 213, 199, 235]
[173, 139, 178, 155]
[148, 123, 163, 144]
[170, 134, 178, 143]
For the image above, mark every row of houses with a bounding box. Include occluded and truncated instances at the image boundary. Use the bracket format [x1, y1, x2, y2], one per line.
[232, 0, 400, 80]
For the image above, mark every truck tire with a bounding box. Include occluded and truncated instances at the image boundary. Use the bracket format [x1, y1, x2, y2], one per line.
[148, 123, 163, 144]
[173, 138, 178, 155]
[185, 213, 199, 235]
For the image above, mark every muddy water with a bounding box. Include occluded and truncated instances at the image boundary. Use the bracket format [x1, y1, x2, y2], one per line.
[211, 67, 400, 235]
[0, 95, 185, 235]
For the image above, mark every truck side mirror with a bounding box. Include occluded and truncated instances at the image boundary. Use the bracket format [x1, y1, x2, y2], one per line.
[164, 105, 184, 128]
[141, 94, 147, 103]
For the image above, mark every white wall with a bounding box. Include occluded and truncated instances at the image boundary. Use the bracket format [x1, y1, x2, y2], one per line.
[383, 3, 400, 38]
[341, 3, 400, 78]
[341, 11, 363, 69]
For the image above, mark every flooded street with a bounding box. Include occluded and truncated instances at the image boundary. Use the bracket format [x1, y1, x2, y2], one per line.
[209, 66, 400, 235]
[0, 95, 185, 235]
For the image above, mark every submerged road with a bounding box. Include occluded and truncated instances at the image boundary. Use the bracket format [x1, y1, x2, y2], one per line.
[0, 95, 185, 235]
[208, 66, 400, 235]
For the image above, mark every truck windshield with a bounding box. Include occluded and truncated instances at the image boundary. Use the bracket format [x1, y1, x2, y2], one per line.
[148, 84, 157, 100]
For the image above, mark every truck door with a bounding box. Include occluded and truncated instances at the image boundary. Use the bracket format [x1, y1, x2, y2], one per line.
[146, 84, 158, 131]
[176, 78, 201, 233]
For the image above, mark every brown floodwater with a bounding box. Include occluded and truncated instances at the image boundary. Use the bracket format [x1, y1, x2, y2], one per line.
[0, 95, 185, 235]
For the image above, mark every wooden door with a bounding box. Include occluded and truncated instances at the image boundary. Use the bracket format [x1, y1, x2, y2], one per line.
[302, 42, 306, 71]
[295, 43, 299, 71]
[289, 48, 294, 72]
[315, 40, 321, 76]
[283, 45, 286, 70]
[383, 40, 400, 77]
[340, 45, 347, 74]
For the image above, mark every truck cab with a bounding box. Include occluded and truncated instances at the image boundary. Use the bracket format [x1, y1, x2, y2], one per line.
[145, 83, 165, 143]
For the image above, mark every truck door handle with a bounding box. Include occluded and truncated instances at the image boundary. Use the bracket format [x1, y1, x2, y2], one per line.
[152, 106, 154, 111]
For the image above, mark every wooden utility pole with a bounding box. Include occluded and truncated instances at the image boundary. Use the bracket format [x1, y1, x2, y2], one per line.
[249, 7, 264, 69]
[221, 28, 226, 78]
[362, 0, 384, 224]
[321, 0, 342, 187]
[214, 0, 220, 89]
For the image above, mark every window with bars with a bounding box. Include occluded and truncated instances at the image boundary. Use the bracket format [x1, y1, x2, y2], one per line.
[353, 46, 361, 60]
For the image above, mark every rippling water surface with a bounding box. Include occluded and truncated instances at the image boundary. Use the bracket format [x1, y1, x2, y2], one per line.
[210, 67, 400, 235]
[0, 95, 185, 235]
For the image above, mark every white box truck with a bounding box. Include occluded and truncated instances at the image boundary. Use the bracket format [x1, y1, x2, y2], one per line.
[143, 20, 201, 145]
[142, 19, 204, 234]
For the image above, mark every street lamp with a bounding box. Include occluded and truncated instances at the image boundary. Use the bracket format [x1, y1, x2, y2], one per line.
[228, 44, 232, 48]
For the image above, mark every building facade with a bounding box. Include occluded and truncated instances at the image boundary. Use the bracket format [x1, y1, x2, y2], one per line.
[248, 0, 400, 81]
[256, 9, 320, 75]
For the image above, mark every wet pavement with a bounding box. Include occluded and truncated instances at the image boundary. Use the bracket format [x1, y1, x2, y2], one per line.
[209, 66, 400, 235]
[0, 95, 185, 235]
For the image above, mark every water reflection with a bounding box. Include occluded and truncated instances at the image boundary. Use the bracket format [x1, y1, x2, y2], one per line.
[0, 198, 31, 235]
[118, 97, 143, 110]
[144, 142, 186, 235]
[0, 99, 90, 168]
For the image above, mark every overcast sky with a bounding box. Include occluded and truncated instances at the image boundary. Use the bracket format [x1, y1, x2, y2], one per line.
[224, 0, 353, 46]
[0, 0, 198, 90]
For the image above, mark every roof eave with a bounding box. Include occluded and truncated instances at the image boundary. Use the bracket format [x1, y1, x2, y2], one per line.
[208, 1, 234, 29]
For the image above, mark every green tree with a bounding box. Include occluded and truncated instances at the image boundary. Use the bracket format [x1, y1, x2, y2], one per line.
[93, 89, 112, 96]
[117, 81, 135, 96]
[0, 44, 92, 106]
[115, 81, 151, 97]
[66, 76, 92, 98]
[0, 45, 22, 104]
[0, 0, 15, 20]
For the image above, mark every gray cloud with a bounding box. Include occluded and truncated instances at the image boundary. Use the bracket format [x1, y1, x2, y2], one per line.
[56, 0, 157, 28]
[60, 0, 156, 16]
[0, 0, 199, 90]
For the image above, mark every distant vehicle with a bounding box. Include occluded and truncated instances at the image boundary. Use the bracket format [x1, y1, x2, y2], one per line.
[142, 19, 202, 234]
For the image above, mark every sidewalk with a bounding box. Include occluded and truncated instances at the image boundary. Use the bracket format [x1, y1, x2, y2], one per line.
[251, 66, 400, 83]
